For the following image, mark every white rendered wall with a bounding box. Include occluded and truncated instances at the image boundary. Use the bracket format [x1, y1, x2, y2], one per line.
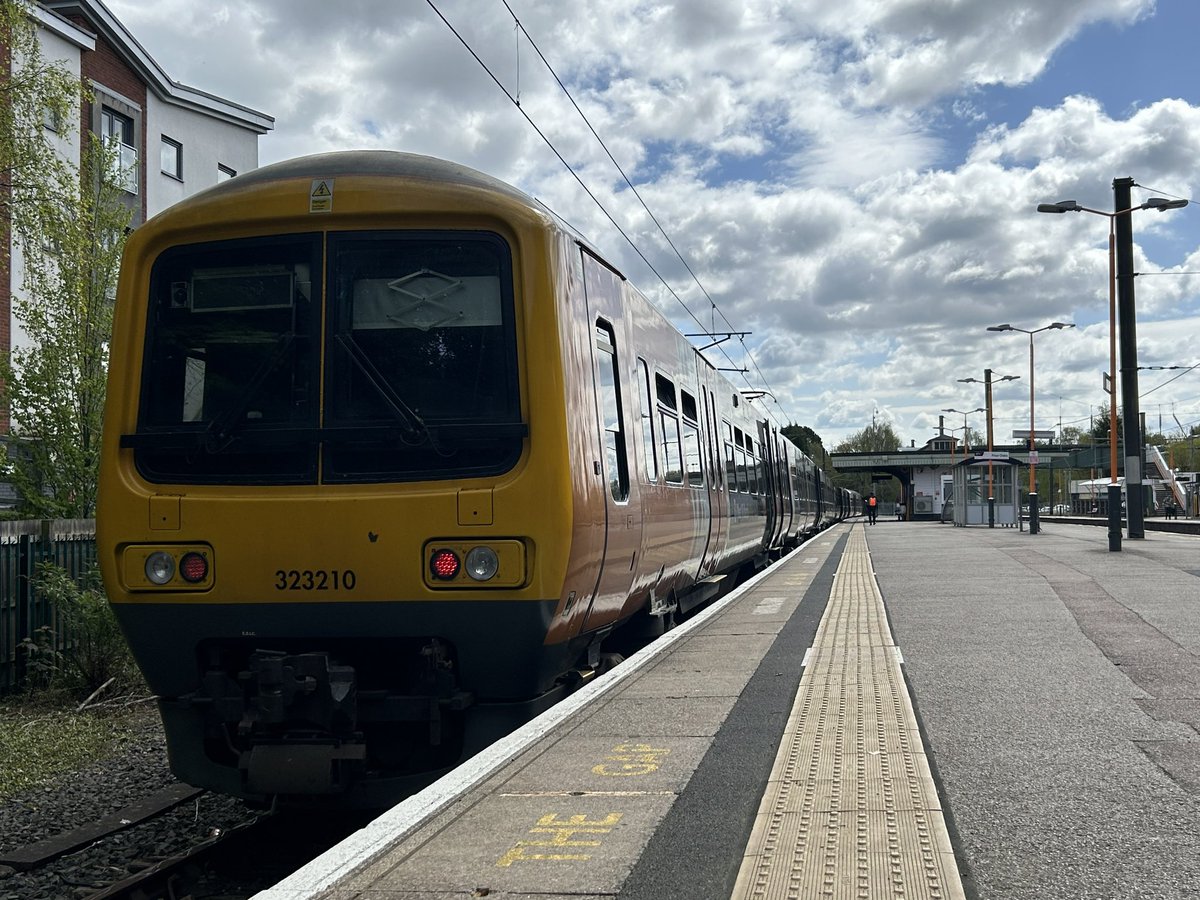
[146, 94, 260, 218]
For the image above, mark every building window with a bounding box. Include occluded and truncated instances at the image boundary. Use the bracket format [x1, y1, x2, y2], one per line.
[160, 137, 182, 179]
[217, 164, 236, 182]
[100, 106, 138, 194]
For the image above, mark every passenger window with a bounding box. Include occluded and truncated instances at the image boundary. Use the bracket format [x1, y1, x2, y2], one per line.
[680, 390, 698, 421]
[637, 359, 657, 483]
[656, 373, 682, 485]
[656, 374, 677, 410]
[683, 423, 703, 488]
[731, 429, 744, 491]
[595, 322, 629, 502]
[680, 390, 702, 488]
[660, 412, 682, 484]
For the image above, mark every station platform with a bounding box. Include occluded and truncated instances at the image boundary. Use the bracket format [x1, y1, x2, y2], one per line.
[255, 520, 1200, 900]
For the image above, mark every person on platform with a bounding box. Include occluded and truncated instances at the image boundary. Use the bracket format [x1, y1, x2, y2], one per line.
[867, 492, 878, 524]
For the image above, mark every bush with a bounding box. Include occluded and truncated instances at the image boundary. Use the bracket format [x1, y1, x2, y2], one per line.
[17, 624, 61, 693]
[32, 563, 143, 698]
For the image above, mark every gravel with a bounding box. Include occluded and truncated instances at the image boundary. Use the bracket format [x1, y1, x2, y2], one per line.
[0, 703, 259, 899]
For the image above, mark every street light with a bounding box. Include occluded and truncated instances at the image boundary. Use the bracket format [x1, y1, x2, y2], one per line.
[956, 372, 1019, 527]
[941, 424, 968, 464]
[941, 407, 986, 459]
[1037, 189, 1187, 545]
[986, 322, 1076, 534]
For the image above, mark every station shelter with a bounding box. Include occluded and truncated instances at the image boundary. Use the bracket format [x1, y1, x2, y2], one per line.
[948, 455, 1022, 527]
[830, 435, 1070, 522]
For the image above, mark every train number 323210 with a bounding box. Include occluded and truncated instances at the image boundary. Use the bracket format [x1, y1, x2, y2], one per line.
[274, 569, 358, 591]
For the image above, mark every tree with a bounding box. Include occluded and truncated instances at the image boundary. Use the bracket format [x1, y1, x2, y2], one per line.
[0, 0, 79, 220]
[834, 421, 901, 454]
[832, 421, 903, 499]
[0, 1, 131, 516]
[782, 423, 831, 471]
[960, 426, 984, 450]
[1060, 425, 1088, 446]
[1090, 402, 1116, 444]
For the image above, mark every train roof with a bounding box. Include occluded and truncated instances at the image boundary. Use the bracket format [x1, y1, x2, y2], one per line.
[220, 150, 546, 210]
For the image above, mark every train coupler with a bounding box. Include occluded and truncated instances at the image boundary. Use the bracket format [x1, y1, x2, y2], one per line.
[236, 650, 357, 736]
[243, 741, 367, 795]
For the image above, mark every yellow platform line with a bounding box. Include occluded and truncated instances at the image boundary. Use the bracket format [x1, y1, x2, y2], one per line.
[731, 524, 965, 900]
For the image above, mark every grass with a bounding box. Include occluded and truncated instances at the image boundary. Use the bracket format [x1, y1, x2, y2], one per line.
[0, 701, 148, 799]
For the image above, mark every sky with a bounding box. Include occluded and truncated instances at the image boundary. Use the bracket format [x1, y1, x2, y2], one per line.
[105, 0, 1200, 451]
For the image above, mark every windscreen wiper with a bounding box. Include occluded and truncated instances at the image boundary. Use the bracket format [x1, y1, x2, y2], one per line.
[335, 333, 433, 446]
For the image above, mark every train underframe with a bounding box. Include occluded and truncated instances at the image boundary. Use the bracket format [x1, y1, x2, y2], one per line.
[140, 541, 807, 807]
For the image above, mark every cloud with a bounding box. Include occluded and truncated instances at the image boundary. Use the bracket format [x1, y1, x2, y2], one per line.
[103, 0, 1199, 446]
[806, 0, 1155, 108]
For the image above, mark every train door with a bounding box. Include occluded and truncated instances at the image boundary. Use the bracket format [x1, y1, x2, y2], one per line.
[698, 383, 727, 576]
[776, 435, 794, 542]
[758, 422, 779, 547]
[580, 250, 644, 632]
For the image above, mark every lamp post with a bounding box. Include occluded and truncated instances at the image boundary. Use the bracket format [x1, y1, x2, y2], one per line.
[986, 322, 1076, 534]
[956, 372, 1019, 527]
[1037, 190, 1187, 547]
[943, 424, 966, 464]
[941, 407, 986, 458]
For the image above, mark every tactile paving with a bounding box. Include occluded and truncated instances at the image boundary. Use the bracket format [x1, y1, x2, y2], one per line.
[731, 525, 965, 900]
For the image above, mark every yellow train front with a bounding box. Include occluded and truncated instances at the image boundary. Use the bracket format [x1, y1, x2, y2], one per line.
[98, 151, 826, 807]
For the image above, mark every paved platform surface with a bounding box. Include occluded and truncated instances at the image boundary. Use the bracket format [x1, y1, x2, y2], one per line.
[256, 521, 1200, 900]
[872, 520, 1200, 900]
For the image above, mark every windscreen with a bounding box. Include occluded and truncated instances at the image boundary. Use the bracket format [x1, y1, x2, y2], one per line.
[135, 234, 320, 482]
[321, 231, 522, 482]
[131, 231, 522, 484]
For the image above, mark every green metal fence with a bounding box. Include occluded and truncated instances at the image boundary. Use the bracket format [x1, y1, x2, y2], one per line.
[0, 519, 97, 692]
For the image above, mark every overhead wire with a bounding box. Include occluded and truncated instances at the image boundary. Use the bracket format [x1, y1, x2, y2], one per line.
[424, 0, 793, 423]
[1133, 182, 1194, 205]
[1140, 362, 1199, 398]
[497, 0, 735, 337]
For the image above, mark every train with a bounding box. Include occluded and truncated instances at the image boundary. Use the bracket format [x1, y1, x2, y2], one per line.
[97, 151, 859, 807]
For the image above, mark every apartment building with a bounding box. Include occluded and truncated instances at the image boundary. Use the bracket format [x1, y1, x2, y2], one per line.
[3, 0, 274, 372]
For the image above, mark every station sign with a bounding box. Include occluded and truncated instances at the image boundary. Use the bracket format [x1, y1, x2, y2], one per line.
[975, 451, 1010, 460]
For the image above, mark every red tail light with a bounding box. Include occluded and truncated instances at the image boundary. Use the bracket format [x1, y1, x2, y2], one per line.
[179, 551, 209, 583]
[430, 549, 461, 580]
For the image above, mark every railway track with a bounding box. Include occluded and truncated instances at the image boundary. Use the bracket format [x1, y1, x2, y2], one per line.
[0, 619, 687, 898]
[0, 778, 370, 900]
[87, 811, 374, 900]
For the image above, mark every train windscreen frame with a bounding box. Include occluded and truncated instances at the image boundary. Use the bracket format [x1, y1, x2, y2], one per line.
[128, 230, 523, 485]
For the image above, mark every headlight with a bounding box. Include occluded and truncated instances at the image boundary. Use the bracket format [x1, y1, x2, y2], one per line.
[145, 551, 175, 585]
[465, 546, 500, 581]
